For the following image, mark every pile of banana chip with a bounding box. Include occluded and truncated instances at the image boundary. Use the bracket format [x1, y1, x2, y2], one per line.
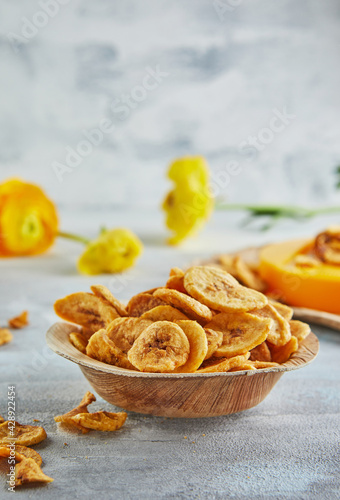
[54, 266, 311, 373]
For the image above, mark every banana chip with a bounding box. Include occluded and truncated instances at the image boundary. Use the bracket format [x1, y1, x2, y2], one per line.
[0, 415, 4, 424]
[314, 226, 340, 265]
[86, 329, 135, 370]
[141, 305, 188, 322]
[127, 293, 166, 317]
[184, 266, 268, 313]
[71, 411, 127, 432]
[249, 360, 279, 369]
[174, 320, 208, 373]
[54, 391, 96, 433]
[0, 445, 42, 466]
[220, 255, 267, 292]
[8, 310, 29, 329]
[206, 312, 272, 358]
[91, 285, 128, 317]
[15, 457, 53, 486]
[268, 336, 299, 364]
[204, 328, 223, 360]
[289, 320, 311, 342]
[166, 268, 187, 293]
[0, 328, 12, 346]
[249, 341, 272, 362]
[69, 331, 88, 354]
[228, 363, 256, 372]
[197, 353, 250, 373]
[251, 304, 291, 346]
[128, 321, 190, 372]
[154, 288, 213, 323]
[0, 421, 47, 446]
[269, 299, 294, 321]
[54, 292, 119, 333]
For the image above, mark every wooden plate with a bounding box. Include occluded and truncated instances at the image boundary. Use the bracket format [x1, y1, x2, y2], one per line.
[197, 246, 340, 332]
[46, 322, 319, 418]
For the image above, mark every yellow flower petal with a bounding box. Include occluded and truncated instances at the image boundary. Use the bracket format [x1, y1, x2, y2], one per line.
[78, 228, 143, 275]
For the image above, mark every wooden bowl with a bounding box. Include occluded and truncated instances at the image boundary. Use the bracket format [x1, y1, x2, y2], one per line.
[46, 322, 319, 418]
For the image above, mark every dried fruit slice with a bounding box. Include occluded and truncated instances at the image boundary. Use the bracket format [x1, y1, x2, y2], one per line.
[314, 226, 340, 265]
[249, 341, 272, 362]
[71, 411, 127, 432]
[54, 292, 119, 333]
[0, 415, 4, 424]
[206, 312, 272, 358]
[197, 353, 250, 373]
[166, 268, 186, 294]
[15, 457, 53, 486]
[267, 336, 299, 363]
[204, 328, 223, 360]
[0, 445, 42, 466]
[269, 299, 294, 321]
[251, 304, 291, 346]
[54, 391, 96, 433]
[0, 421, 47, 446]
[0, 328, 12, 346]
[8, 310, 29, 329]
[184, 266, 268, 313]
[154, 288, 212, 323]
[128, 321, 190, 373]
[249, 360, 279, 369]
[127, 293, 165, 317]
[141, 305, 188, 322]
[220, 255, 267, 292]
[174, 320, 208, 373]
[86, 329, 135, 370]
[289, 320, 311, 342]
[228, 363, 257, 372]
[69, 331, 88, 354]
[90, 285, 127, 317]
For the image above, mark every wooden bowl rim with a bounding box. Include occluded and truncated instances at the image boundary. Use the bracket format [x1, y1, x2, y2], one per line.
[46, 321, 319, 379]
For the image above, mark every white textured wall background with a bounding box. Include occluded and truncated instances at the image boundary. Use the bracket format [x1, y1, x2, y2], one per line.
[1, 0, 340, 209]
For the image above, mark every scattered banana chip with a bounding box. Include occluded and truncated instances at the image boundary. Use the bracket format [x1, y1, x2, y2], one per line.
[154, 288, 213, 323]
[71, 411, 127, 432]
[249, 341, 272, 362]
[293, 254, 321, 268]
[15, 457, 53, 486]
[8, 310, 29, 329]
[0, 328, 12, 346]
[69, 331, 88, 354]
[127, 293, 165, 317]
[54, 292, 119, 333]
[141, 305, 188, 322]
[91, 285, 128, 317]
[54, 391, 96, 433]
[0, 445, 42, 466]
[197, 353, 251, 373]
[289, 320, 311, 342]
[204, 328, 223, 360]
[174, 320, 208, 373]
[0, 421, 47, 446]
[206, 312, 272, 358]
[184, 266, 268, 313]
[0, 415, 4, 424]
[128, 321, 190, 372]
[251, 304, 291, 346]
[269, 299, 294, 321]
[314, 226, 340, 265]
[268, 336, 299, 364]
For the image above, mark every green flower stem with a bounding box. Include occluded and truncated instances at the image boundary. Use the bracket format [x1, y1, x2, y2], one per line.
[58, 231, 91, 245]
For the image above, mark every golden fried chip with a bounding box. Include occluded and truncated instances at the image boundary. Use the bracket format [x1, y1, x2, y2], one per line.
[0, 421, 47, 446]
[269, 299, 294, 321]
[293, 254, 321, 268]
[169, 267, 185, 277]
[0, 445, 42, 466]
[8, 310, 29, 329]
[71, 411, 127, 432]
[289, 320, 311, 343]
[166, 268, 186, 294]
[54, 292, 119, 333]
[249, 360, 279, 369]
[86, 329, 134, 369]
[127, 293, 166, 317]
[267, 336, 299, 364]
[90, 285, 127, 317]
[54, 391, 96, 433]
[206, 312, 272, 358]
[0, 415, 4, 424]
[184, 266, 268, 313]
[154, 288, 212, 323]
[15, 457, 53, 486]
[69, 331, 88, 354]
[249, 341, 272, 362]
[251, 304, 291, 346]
[232, 256, 267, 292]
[141, 305, 188, 322]
[314, 226, 340, 265]
[0, 328, 13, 346]
[128, 321, 190, 373]
[204, 328, 223, 360]
[197, 353, 250, 373]
[174, 320, 208, 373]
[228, 363, 257, 372]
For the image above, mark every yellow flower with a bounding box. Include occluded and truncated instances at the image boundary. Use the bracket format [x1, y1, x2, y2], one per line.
[162, 156, 214, 244]
[78, 228, 143, 275]
[0, 178, 58, 256]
